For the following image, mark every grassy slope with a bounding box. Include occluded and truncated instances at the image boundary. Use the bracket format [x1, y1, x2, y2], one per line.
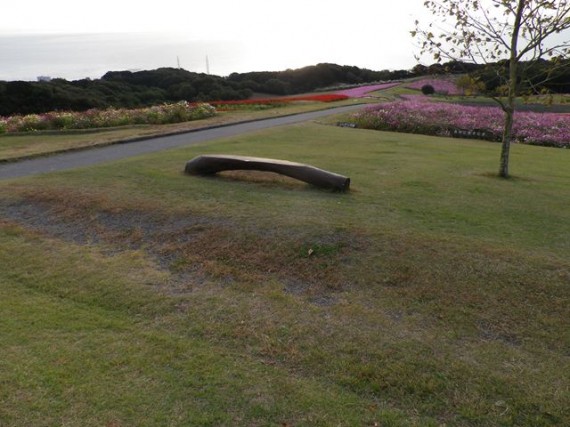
[1, 123, 569, 426]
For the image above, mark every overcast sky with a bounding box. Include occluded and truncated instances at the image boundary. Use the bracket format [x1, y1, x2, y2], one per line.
[2, 0, 432, 79]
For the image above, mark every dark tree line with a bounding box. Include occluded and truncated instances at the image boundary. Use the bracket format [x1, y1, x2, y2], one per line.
[1, 60, 568, 116]
[412, 58, 570, 94]
[469, 59, 570, 94]
[225, 63, 413, 94]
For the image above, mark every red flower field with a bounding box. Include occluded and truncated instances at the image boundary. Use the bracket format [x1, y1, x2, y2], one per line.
[209, 94, 349, 109]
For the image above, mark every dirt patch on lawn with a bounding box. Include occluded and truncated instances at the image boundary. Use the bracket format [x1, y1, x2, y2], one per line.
[0, 190, 364, 301]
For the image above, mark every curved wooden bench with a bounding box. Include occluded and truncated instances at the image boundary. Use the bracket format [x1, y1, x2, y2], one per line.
[185, 155, 350, 191]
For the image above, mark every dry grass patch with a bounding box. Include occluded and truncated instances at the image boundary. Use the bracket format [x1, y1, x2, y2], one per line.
[0, 188, 364, 298]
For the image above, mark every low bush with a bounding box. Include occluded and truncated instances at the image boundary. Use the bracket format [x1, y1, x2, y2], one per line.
[421, 84, 435, 95]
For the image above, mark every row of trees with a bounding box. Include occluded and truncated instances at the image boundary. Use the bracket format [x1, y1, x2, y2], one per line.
[413, 59, 570, 94]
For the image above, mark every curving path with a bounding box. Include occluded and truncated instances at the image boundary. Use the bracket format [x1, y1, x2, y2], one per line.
[0, 104, 369, 180]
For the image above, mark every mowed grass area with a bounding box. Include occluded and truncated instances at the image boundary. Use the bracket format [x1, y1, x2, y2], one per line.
[1, 122, 569, 426]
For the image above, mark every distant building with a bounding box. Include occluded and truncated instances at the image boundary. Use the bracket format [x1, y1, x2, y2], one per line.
[37, 76, 52, 82]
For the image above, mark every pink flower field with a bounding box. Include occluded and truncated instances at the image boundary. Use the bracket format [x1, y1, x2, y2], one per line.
[335, 83, 400, 98]
[351, 100, 570, 148]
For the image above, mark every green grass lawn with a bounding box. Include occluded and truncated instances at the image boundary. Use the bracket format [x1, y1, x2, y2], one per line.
[1, 123, 569, 426]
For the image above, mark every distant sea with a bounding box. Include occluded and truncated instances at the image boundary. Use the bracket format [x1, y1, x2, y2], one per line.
[0, 33, 254, 81]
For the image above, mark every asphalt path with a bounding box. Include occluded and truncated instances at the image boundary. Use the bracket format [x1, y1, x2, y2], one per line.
[0, 104, 370, 180]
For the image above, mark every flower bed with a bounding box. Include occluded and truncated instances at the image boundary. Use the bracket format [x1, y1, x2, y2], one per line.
[0, 102, 216, 133]
[0, 94, 348, 132]
[334, 83, 401, 98]
[350, 100, 570, 148]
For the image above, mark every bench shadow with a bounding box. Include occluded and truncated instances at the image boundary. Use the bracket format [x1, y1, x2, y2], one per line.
[191, 170, 353, 193]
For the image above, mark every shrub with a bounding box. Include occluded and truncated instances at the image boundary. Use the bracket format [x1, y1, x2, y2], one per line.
[421, 84, 435, 95]
[47, 112, 76, 129]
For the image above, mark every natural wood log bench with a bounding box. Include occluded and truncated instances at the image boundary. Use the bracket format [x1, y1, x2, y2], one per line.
[185, 155, 350, 191]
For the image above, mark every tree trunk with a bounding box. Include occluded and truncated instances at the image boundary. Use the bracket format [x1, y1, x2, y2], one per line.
[499, 106, 514, 178]
[499, 0, 525, 179]
[499, 57, 518, 178]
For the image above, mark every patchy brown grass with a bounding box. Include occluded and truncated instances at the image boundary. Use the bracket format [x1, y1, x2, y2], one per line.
[3, 184, 567, 354]
[0, 188, 364, 299]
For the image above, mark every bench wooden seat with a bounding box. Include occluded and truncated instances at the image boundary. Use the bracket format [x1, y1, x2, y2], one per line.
[185, 155, 350, 191]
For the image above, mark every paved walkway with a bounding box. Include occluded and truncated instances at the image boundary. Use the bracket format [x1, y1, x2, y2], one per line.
[0, 104, 368, 180]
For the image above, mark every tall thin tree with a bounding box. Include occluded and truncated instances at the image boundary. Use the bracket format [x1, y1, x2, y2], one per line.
[413, 0, 570, 178]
